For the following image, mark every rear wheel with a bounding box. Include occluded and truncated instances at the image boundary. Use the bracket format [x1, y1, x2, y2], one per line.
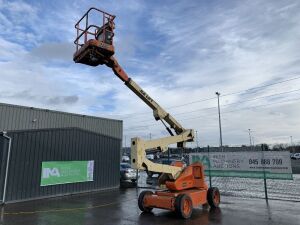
[175, 194, 193, 219]
[138, 191, 153, 212]
[207, 187, 220, 208]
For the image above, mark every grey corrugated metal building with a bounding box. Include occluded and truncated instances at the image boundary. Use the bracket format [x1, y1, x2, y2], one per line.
[0, 103, 122, 203]
[0, 103, 122, 139]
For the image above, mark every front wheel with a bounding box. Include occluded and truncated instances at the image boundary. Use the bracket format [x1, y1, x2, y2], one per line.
[207, 187, 220, 208]
[138, 191, 153, 212]
[175, 194, 193, 219]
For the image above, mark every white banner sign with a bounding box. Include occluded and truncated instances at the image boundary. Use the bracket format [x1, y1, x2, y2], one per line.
[189, 151, 292, 180]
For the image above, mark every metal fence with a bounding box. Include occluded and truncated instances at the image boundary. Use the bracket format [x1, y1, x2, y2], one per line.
[135, 146, 300, 202]
[208, 175, 300, 201]
[201, 145, 300, 202]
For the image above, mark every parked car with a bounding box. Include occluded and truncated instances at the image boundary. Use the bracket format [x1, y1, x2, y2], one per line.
[146, 154, 155, 160]
[291, 153, 300, 160]
[146, 158, 185, 177]
[121, 155, 130, 162]
[120, 163, 137, 183]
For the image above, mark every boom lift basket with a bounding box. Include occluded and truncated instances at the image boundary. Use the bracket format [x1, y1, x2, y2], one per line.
[73, 8, 115, 66]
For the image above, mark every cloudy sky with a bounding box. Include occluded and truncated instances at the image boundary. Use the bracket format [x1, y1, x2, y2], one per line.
[0, 0, 300, 147]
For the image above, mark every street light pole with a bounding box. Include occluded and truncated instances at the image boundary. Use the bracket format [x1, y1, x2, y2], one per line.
[290, 136, 294, 153]
[248, 129, 252, 147]
[195, 130, 199, 149]
[216, 92, 223, 151]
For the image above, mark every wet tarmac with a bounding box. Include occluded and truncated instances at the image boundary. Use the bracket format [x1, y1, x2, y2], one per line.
[1, 187, 299, 225]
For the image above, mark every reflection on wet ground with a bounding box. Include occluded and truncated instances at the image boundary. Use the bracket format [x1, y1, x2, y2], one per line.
[1, 186, 300, 225]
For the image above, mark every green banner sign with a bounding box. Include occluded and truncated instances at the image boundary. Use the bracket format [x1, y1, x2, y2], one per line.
[41, 161, 94, 186]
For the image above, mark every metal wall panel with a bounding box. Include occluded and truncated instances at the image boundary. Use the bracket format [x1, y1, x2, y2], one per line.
[4, 127, 121, 203]
[0, 103, 122, 140]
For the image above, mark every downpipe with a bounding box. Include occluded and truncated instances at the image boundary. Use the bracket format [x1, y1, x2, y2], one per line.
[1, 132, 12, 204]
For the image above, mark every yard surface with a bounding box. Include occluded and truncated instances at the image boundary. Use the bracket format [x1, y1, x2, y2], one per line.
[1, 187, 299, 225]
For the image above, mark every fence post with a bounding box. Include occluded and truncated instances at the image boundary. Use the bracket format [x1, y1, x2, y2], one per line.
[208, 145, 212, 188]
[261, 144, 268, 202]
[136, 169, 139, 189]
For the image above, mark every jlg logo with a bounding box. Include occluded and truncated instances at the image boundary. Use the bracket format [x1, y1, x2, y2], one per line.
[139, 89, 153, 102]
[42, 168, 61, 178]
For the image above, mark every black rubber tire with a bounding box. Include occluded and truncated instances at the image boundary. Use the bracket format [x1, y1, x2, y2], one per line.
[207, 187, 220, 208]
[174, 194, 193, 219]
[138, 191, 153, 212]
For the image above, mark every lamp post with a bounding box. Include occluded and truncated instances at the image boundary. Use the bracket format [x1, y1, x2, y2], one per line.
[290, 136, 295, 153]
[248, 129, 252, 145]
[195, 130, 199, 150]
[248, 129, 252, 150]
[216, 92, 223, 151]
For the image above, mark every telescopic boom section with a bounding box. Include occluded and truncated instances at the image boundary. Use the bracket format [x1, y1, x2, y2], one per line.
[107, 57, 185, 135]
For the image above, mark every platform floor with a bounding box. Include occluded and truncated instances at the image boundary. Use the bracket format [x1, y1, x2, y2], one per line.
[1, 188, 299, 225]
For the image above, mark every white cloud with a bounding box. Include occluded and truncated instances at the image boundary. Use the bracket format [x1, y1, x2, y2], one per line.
[122, 0, 300, 146]
[0, 0, 300, 147]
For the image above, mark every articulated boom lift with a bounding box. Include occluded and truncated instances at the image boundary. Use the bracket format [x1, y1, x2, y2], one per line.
[73, 8, 220, 219]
